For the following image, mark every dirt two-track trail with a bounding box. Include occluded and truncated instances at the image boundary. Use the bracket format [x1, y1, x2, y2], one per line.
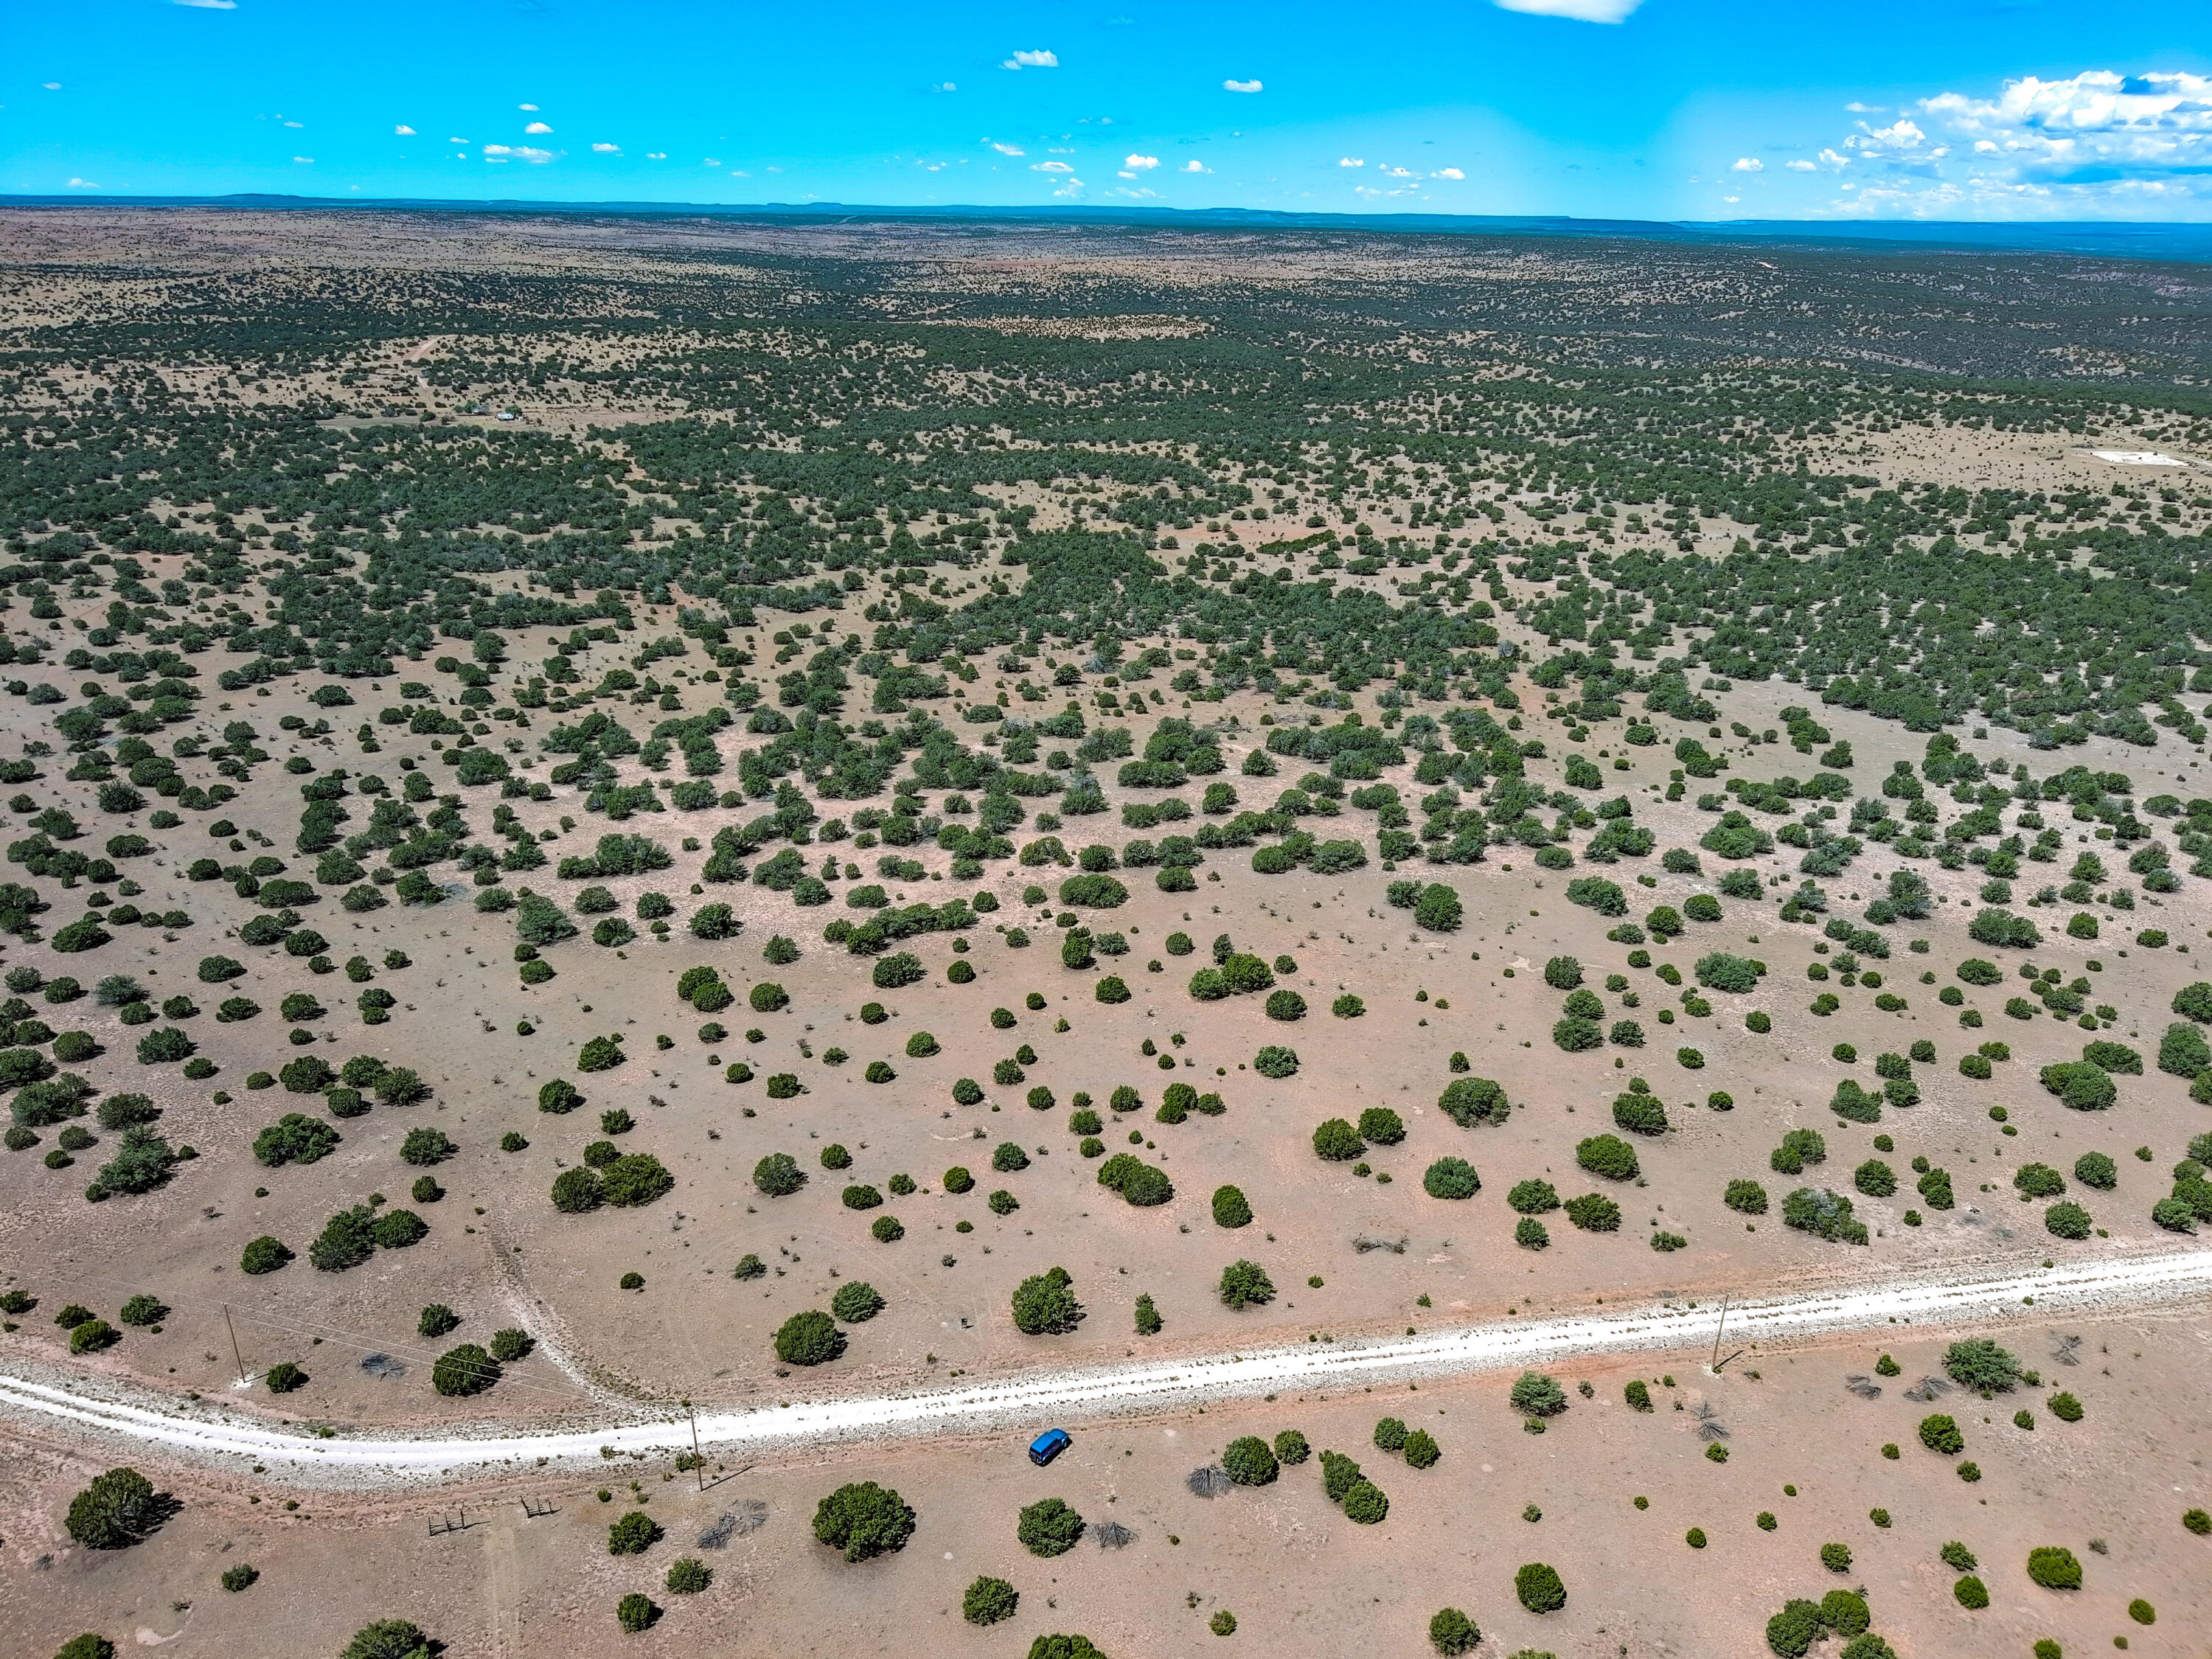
[4, 1243, 2205, 1489]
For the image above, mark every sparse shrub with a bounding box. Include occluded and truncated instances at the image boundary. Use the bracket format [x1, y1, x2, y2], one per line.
[1219, 1259, 1275, 1309]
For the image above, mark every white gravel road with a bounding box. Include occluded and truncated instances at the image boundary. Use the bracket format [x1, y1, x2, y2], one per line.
[4, 1243, 2205, 1489]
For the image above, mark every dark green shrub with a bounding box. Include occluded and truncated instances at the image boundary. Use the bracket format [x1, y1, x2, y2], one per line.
[2045, 1200, 2092, 1239]
[1312, 1118, 1364, 1161]
[1514, 1562, 1566, 1613]
[753, 1152, 804, 1196]
[1423, 1157, 1479, 1200]
[1565, 1192, 1621, 1231]
[2025, 1545, 2082, 1589]
[1783, 1186, 1867, 1244]
[1253, 1044, 1298, 1078]
[1725, 1178, 1769, 1214]
[607, 1509, 662, 1554]
[1273, 1429, 1310, 1465]
[2048, 1391, 2083, 1422]
[1012, 1267, 1084, 1334]
[1543, 956, 1583, 990]
[2039, 1060, 2115, 1110]
[341, 1621, 434, 1659]
[830, 1281, 884, 1323]
[1402, 1428, 1439, 1469]
[220, 1563, 258, 1592]
[1219, 1259, 1274, 1309]
[239, 1235, 292, 1274]
[431, 1343, 499, 1397]
[964, 1575, 1019, 1626]
[1944, 1338, 2022, 1391]
[774, 1310, 846, 1365]
[1427, 1607, 1479, 1655]
[2073, 1151, 2118, 1189]
[1373, 1416, 1408, 1452]
[1576, 1134, 1638, 1180]
[1919, 1413, 1964, 1454]
[64, 1467, 157, 1548]
[1018, 1497, 1086, 1557]
[1342, 1479, 1388, 1523]
[1211, 1184, 1253, 1227]
[664, 1557, 709, 1594]
[1508, 1178, 1559, 1213]
[1223, 1435, 1279, 1486]
[1624, 1380, 1653, 1411]
[1510, 1371, 1568, 1416]
[1439, 1075, 1509, 1127]
[1954, 1575, 1989, 1609]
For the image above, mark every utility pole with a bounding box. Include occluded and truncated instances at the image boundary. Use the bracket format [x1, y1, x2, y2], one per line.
[1709, 1293, 1730, 1371]
[688, 1402, 703, 1492]
[223, 1304, 247, 1385]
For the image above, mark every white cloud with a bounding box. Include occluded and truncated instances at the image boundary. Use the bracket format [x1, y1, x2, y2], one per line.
[1124, 153, 1158, 169]
[519, 103, 539, 111]
[992, 142, 1024, 156]
[1723, 195, 1740, 204]
[394, 124, 416, 136]
[1381, 164, 1416, 178]
[448, 136, 468, 145]
[1843, 102, 1885, 114]
[525, 121, 552, 133]
[703, 157, 721, 167]
[1432, 167, 1464, 180]
[1034, 160, 1074, 173]
[1785, 159, 1816, 171]
[647, 151, 666, 159]
[1183, 159, 1207, 173]
[1492, 0, 1643, 21]
[481, 144, 556, 164]
[1812, 69, 2212, 217]
[1003, 49, 1058, 69]
[1223, 78, 1262, 93]
[292, 155, 313, 164]
[65, 177, 97, 188]
[1338, 156, 1363, 167]
[282, 119, 302, 128]
[174, 0, 237, 9]
[591, 142, 620, 153]
[41, 83, 60, 91]
[931, 81, 956, 93]
[1731, 156, 1763, 173]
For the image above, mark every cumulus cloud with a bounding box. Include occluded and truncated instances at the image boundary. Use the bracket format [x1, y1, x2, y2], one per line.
[1731, 156, 1764, 172]
[1492, 0, 1643, 21]
[1183, 159, 1207, 173]
[394, 124, 416, 136]
[991, 142, 1024, 156]
[292, 155, 313, 164]
[66, 177, 97, 188]
[1003, 49, 1058, 69]
[519, 103, 539, 111]
[174, 0, 237, 9]
[525, 120, 552, 133]
[1223, 78, 1262, 93]
[1785, 159, 1816, 171]
[592, 142, 620, 153]
[41, 83, 60, 90]
[646, 152, 666, 159]
[931, 81, 957, 93]
[1433, 167, 1464, 180]
[483, 144, 557, 164]
[1034, 160, 1074, 173]
[1124, 153, 1158, 169]
[1338, 156, 1363, 167]
[1813, 68, 2212, 215]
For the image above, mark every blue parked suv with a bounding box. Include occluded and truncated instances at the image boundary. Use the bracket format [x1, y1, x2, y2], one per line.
[1029, 1428, 1071, 1467]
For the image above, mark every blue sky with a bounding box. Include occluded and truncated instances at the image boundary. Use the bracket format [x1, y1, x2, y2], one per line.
[6, 0, 2211, 220]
